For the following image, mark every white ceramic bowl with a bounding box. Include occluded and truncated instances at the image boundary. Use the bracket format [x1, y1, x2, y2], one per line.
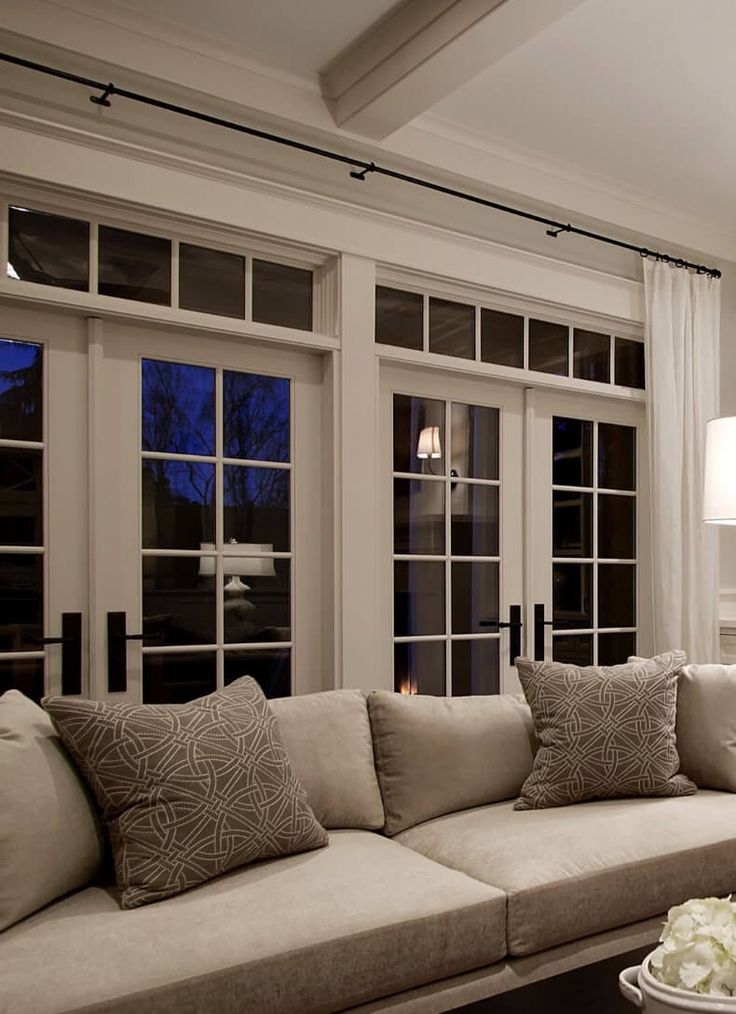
[620, 956, 736, 1012]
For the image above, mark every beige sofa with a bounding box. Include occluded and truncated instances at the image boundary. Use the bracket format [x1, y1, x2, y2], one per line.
[3, 687, 736, 1014]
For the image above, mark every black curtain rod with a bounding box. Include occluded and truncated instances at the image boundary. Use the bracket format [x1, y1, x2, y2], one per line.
[0, 50, 722, 279]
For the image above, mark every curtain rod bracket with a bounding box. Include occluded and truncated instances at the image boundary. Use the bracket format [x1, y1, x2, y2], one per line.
[545, 224, 571, 238]
[349, 163, 376, 182]
[90, 83, 115, 108]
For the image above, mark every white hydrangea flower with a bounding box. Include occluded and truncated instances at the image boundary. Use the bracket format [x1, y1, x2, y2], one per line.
[650, 897, 736, 996]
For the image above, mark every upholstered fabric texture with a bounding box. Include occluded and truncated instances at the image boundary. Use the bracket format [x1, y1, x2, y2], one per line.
[0, 690, 105, 931]
[42, 677, 327, 909]
[269, 689, 384, 829]
[368, 690, 537, 835]
[0, 830, 506, 1014]
[676, 664, 736, 790]
[515, 651, 695, 810]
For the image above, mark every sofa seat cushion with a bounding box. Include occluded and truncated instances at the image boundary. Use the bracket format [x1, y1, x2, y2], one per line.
[395, 791, 736, 958]
[0, 830, 507, 1014]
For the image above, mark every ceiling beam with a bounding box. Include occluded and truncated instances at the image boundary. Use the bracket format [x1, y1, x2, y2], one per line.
[321, 0, 589, 140]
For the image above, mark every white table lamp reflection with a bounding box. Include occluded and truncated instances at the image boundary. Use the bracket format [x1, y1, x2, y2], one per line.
[704, 417, 736, 525]
[200, 542, 276, 641]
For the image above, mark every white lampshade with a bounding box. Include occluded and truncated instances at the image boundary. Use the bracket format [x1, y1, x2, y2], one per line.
[704, 417, 736, 525]
[417, 425, 442, 459]
[199, 543, 276, 576]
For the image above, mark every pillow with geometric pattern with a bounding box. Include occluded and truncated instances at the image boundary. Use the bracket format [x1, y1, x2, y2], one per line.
[514, 651, 696, 810]
[43, 677, 328, 908]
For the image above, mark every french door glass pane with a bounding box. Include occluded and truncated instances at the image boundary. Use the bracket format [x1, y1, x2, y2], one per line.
[553, 490, 592, 557]
[224, 466, 290, 551]
[553, 634, 593, 666]
[451, 403, 499, 480]
[553, 562, 593, 630]
[142, 556, 215, 645]
[0, 449, 42, 545]
[598, 494, 636, 559]
[143, 652, 216, 703]
[393, 479, 445, 555]
[0, 338, 42, 441]
[394, 641, 445, 696]
[553, 417, 592, 487]
[394, 560, 445, 636]
[0, 553, 43, 649]
[598, 423, 636, 491]
[99, 226, 171, 305]
[142, 360, 215, 455]
[223, 371, 290, 462]
[9, 207, 89, 292]
[0, 657, 45, 702]
[451, 483, 498, 556]
[223, 558, 290, 644]
[599, 632, 637, 665]
[452, 639, 499, 695]
[599, 564, 636, 628]
[451, 561, 499, 634]
[224, 649, 291, 698]
[142, 460, 215, 550]
[393, 394, 445, 475]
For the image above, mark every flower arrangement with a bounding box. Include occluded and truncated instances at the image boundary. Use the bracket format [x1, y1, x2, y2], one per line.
[650, 897, 736, 997]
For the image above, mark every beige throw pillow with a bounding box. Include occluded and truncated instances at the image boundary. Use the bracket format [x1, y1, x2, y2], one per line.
[43, 677, 328, 908]
[0, 690, 104, 930]
[515, 651, 695, 810]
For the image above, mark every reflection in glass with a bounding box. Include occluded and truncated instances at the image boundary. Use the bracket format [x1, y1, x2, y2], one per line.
[599, 564, 636, 628]
[179, 243, 245, 318]
[598, 495, 636, 559]
[599, 423, 636, 491]
[615, 338, 645, 390]
[252, 260, 313, 331]
[529, 319, 569, 376]
[394, 560, 445, 637]
[553, 634, 593, 666]
[142, 460, 214, 549]
[553, 563, 593, 630]
[480, 308, 523, 368]
[223, 371, 290, 462]
[394, 479, 444, 555]
[142, 556, 215, 646]
[224, 649, 291, 698]
[394, 641, 445, 696]
[553, 490, 592, 558]
[553, 417, 593, 487]
[599, 631, 637, 665]
[375, 286, 423, 350]
[9, 207, 89, 291]
[451, 403, 499, 480]
[0, 339, 42, 442]
[451, 561, 499, 635]
[0, 657, 44, 701]
[452, 639, 499, 695]
[0, 449, 42, 546]
[573, 329, 610, 383]
[143, 651, 216, 704]
[142, 360, 215, 455]
[224, 466, 290, 551]
[429, 298, 474, 359]
[451, 483, 498, 556]
[99, 225, 171, 305]
[393, 394, 444, 475]
[223, 557, 289, 644]
[0, 553, 43, 650]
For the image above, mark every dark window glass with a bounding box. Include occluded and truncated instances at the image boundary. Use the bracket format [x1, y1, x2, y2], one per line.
[142, 556, 215, 646]
[394, 641, 445, 696]
[553, 563, 593, 630]
[252, 259, 312, 331]
[393, 394, 444, 475]
[394, 478, 445, 555]
[451, 403, 499, 480]
[599, 631, 637, 665]
[598, 494, 636, 559]
[222, 557, 289, 644]
[429, 298, 474, 359]
[0, 656, 44, 701]
[573, 329, 610, 383]
[451, 483, 498, 556]
[553, 634, 593, 666]
[0, 339, 42, 442]
[143, 651, 216, 703]
[142, 360, 215, 455]
[99, 225, 171, 305]
[0, 449, 42, 546]
[529, 319, 568, 376]
[142, 460, 214, 550]
[599, 423, 636, 491]
[9, 207, 89, 291]
[553, 490, 592, 558]
[452, 639, 499, 695]
[394, 560, 445, 637]
[224, 648, 291, 698]
[375, 286, 423, 350]
[224, 371, 290, 463]
[0, 553, 43, 650]
[598, 564, 636, 628]
[480, 308, 523, 368]
[451, 561, 499, 635]
[553, 417, 593, 487]
[224, 466, 290, 552]
[179, 243, 245, 318]
[615, 338, 645, 390]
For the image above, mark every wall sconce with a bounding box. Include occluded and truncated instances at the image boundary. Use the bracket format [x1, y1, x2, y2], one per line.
[417, 425, 441, 460]
[704, 417, 736, 525]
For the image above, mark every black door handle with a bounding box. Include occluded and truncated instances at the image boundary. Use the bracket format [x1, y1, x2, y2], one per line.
[107, 612, 162, 692]
[32, 613, 82, 695]
[480, 605, 523, 665]
[534, 604, 554, 661]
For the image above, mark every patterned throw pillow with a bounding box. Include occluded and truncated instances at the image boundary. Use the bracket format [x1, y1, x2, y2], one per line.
[514, 651, 696, 810]
[43, 677, 328, 908]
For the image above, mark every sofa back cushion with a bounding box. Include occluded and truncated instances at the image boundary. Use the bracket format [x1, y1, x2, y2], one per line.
[676, 664, 736, 790]
[0, 690, 105, 931]
[270, 689, 384, 829]
[367, 691, 536, 835]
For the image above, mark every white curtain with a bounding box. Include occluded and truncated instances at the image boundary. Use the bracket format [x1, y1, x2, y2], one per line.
[643, 259, 720, 661]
